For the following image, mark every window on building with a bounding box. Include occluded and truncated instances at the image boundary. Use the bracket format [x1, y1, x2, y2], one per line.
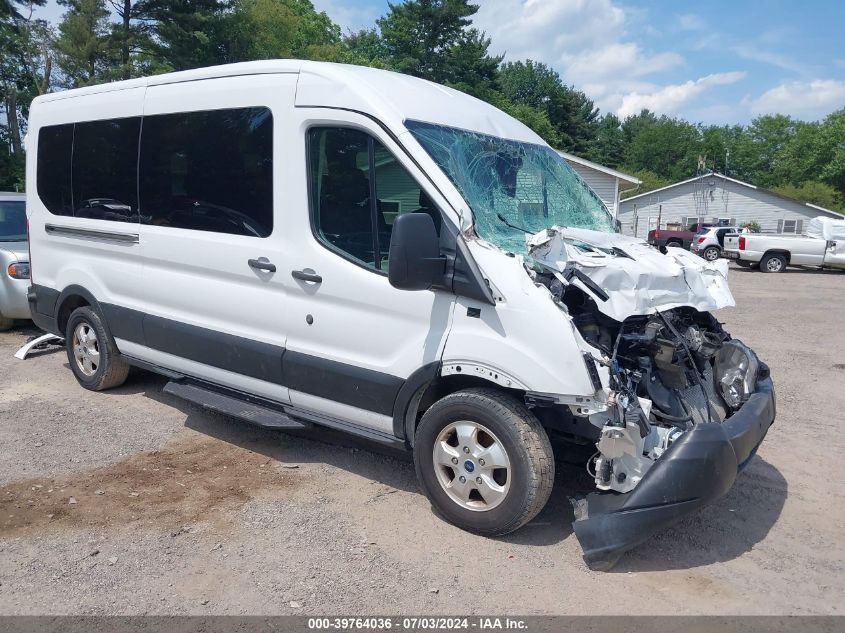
[308, 127, 434, 271]
[780, 219, 803, 234]
[72, 117, 141, 223]
[36, 124, 74, 217]
[139, 107, 273, 237]
[684, 216, 699, 229]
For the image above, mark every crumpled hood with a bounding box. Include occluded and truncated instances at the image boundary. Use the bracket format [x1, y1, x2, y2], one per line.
[527, 226, 734, 321]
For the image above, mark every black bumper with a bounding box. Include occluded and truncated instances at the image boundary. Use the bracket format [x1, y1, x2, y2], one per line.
[572, 377, 776, 571]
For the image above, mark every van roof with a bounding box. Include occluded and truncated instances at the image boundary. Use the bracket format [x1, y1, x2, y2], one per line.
[31, 60, 543, 145]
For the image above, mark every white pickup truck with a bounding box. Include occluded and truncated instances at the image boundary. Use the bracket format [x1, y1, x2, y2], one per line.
[723, 216, 845, 272]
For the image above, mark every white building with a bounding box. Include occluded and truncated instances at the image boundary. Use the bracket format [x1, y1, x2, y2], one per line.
[618, 172, 843, 240]
[558, 151, 641, 218]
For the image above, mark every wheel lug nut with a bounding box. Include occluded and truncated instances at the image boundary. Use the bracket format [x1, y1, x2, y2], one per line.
[475, 477, 482, 484]
[459, 476, 466, 483]
[451, 457, 458, 465]
[479, 459, 485, 466]
[463, 446, 470, 453]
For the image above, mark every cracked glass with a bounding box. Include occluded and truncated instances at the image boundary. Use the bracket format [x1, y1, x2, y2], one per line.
[406, 120, 614, 255]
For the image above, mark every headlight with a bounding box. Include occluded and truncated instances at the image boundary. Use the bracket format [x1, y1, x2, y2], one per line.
[714, 340, 759, 409]
[7, 261, 30, 280]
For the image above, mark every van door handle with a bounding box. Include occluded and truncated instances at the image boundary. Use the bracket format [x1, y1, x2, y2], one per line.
[248, 258, 276, 272]
[291, 269, 322, 283]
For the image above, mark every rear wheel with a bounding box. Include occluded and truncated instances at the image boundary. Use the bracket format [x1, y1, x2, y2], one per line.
[760, 253, 787, 273]
[702, 246, 721, 261]
[413, 388, 554, 536]
[65, 306, 130, 390]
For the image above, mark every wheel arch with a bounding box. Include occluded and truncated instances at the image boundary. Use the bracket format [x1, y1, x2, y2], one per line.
[55, 285, 102, 335]
[393, 363, 527, 447]
[762, 249, 791, 263]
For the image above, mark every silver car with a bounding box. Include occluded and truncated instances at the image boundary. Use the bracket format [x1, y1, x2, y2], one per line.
[0, 192, 30, 330]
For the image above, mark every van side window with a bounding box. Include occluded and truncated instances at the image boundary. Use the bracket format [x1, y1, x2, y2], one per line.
[139, 107, 273, 238]
[308, 127, 437, 271]
[37, 124, 74, 217]
[72, 117, 141, 223]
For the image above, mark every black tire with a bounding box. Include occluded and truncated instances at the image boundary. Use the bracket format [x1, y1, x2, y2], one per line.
[760, 252, 787, 273]
[702, 246, 721, 261]
[65, 306, 130, 391]
[413, 387, 554, 536]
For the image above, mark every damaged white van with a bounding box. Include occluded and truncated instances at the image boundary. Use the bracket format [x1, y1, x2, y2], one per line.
[25, 61, 775, 570]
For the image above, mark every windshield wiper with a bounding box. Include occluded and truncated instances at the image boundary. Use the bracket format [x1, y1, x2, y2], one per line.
[496, 213, 533, 234]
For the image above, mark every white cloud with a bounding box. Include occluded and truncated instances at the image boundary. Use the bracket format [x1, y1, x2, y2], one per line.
[566, 43, 683, 84]
[677, 14, 705, 31]
[733, 45, 808, 75]
[473, 0, 627, 66]
[749, 79, 845, 119]
[616, 72, 746, 118]
[473, 0, 691, 113]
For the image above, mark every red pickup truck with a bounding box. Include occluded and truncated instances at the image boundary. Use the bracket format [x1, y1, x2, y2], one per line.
[648, 223, 713, 251]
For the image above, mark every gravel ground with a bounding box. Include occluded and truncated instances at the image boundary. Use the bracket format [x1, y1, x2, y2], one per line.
[0, 263, 843, 615]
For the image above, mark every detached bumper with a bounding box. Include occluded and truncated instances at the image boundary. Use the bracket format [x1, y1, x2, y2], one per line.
[572, 377, 776, 571]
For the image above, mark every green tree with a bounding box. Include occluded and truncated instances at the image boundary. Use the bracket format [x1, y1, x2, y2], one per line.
[106, 0, 150, 80]
[375, 0, 501, 98]
[772, 181, 844, 213]
[54, 0, 112, 87]
[225, 0, 341, 62]
[499, 59, 598, 153]
[134, 0, 230, 71]
[623, 113, 701, 181]
[589, 113, 624, 168]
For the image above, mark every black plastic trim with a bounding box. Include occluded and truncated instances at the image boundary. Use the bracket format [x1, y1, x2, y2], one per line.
[572, 377, 776, 571]
[392, 361, 441, 441]
[282, 350, 403, 417]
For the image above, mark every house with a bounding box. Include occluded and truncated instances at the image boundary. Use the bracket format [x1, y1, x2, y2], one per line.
[558, 151, 641, 218]
[618, 172, 843, 239]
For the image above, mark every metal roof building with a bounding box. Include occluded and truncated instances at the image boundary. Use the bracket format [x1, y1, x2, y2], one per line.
[618, 172, 843, 239]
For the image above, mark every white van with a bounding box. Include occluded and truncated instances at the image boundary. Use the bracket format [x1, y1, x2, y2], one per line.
[25, 61, 775, 570]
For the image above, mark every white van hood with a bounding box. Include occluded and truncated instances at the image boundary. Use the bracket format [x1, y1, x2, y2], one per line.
[526, 226, 734, 321]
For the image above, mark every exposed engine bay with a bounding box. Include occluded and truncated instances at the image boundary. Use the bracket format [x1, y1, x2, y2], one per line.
[528, 226, 765, 496]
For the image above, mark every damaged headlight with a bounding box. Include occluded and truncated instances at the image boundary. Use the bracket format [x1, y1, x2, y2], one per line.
[714, 340, 759, 409]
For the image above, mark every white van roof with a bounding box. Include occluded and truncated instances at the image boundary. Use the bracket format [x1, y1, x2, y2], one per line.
[31, 60, 543, 145]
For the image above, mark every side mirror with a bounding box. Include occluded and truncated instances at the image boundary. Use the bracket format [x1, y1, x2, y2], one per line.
[388, 213, 444, 291]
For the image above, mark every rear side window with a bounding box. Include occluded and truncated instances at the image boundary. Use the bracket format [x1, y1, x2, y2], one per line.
[72, 117, 141, 223]
[37, 124, 74, 216]
[139, 107, 273, 237]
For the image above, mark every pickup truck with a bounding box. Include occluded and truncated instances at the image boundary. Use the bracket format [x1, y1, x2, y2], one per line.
[723, 216, 845, 272]
[647, 223, 713, 251]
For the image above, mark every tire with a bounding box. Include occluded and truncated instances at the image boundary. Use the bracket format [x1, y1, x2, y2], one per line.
[413, 387, 554, 536]
[65, 306, 130, 391]
[702, 246, 721, 261]
[760, 253, 787, 273]
[0, 316, 14, 331]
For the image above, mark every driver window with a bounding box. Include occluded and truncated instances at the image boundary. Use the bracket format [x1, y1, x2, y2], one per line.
[308, 126, 438, 271]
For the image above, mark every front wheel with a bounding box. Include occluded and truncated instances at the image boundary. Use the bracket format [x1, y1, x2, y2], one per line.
[65, 306, 130, 391]
[760, 253, 787, 273]
[413, 388, 554, 536]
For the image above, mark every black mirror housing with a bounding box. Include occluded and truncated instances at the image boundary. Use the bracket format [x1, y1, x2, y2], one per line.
[388, 213, 444, 291]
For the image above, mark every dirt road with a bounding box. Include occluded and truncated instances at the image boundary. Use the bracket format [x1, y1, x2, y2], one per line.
[1, 264, 843, 615]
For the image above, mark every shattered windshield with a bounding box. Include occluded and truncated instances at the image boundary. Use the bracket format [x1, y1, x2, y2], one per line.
[406, 120, 614, 255]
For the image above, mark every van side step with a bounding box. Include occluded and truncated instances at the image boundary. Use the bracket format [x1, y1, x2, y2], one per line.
[163, 381, 311, 430]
